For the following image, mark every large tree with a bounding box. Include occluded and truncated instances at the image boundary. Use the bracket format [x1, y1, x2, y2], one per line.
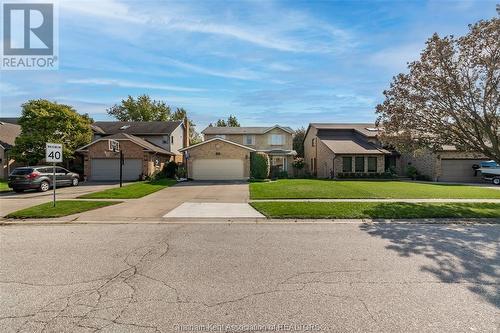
[107, 94, 171, 121]
[11, 99, 93, 165]
[376, 17, 500, 161]
[293, 126, 306, 157]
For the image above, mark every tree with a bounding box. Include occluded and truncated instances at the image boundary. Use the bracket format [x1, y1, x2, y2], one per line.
[376, 17, 500, 161]
[211, 115, 240, 127]
[107, 94, 171, 121]
[227, 115, 240, 127]
[11, 99, 93, 165]
[171, 107, 202, 144]
[215, 119, 227, 127]
[293, 127, 306, 157]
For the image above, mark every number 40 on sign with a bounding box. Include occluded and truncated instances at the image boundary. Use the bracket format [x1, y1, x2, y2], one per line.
[46, 143, 63, 162]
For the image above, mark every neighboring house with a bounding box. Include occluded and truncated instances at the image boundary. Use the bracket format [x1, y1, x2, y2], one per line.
[179, 125, 296, 180]
[77, 120, 189, 181]
[304, 122, 486, 183]
[401, 146, 486, 183]
[304, 123, 394, 178]
[0, 121, 21, 179]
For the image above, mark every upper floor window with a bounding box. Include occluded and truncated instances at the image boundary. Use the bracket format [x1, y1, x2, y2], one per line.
[171, 136, 174, 144]
[270, 134, 283, 145]
[312, 138, 316, 147]
[215, 134, 226, 139]
[244, 135, 255, 145]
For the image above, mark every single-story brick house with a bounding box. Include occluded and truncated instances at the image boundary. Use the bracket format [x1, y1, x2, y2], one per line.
[304, 123, 487, 182]
[77, 133, 174, 181]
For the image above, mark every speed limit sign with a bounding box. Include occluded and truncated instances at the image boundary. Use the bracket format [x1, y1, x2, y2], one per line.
[46, 143, 63, 162]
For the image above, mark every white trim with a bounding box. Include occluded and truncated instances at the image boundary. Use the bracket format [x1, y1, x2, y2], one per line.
[77, 137, 164, 153]
[262, 125, 294, 134]
[179, 137, 256, 152]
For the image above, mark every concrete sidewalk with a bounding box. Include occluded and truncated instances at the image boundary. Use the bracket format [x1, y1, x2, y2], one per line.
[251, 198, 500, 203]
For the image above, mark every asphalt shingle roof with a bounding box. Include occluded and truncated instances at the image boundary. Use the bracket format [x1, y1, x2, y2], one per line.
[92, 121, 182, 135]
[202, 125, 294, 135]
[0, 122, 21, 149]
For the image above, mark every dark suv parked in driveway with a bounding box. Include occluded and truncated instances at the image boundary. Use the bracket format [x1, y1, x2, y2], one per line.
[8, 166, 80, 193]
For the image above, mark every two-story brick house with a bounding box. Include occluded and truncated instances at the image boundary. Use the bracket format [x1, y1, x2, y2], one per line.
[304, 123, 395, 178]
[179, 125, 295, 180]
[77, 120, 189, 181]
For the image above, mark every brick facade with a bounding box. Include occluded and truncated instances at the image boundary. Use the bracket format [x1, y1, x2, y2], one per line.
[81, 140, 171, 180]
[185, 140, 252, 178]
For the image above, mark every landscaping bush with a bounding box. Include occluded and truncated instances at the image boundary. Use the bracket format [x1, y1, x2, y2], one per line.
[416, 174, 432, 181]
[250, 152, 270, 179]
[336, 172, 397, 179]
[163, 161, 178, 178]
[277, 171, 289, 179]
[406, 165, 418, 180]
[176, 165, 187, 179]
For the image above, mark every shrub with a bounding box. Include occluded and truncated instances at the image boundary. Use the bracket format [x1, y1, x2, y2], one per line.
[164, 161, 178, 178]
[277, 171, 289, 179]
[176, 165, 187, 179]
[336, 172, 397, 179]
[292, 158, 305, 170]
[250, 152, 270, 179]
[416, 174, 432, 181]
[405, 165, 419, 180]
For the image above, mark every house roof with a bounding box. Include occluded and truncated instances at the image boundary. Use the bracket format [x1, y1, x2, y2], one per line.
[179, 137, 256, 152]
[0, 117, 20, 125]
[202, 125, 294, 135]
[77, 133, 174, 155]
[319, 137, 390, 155]
[308, 123, 381, 138]
[0, 121, 21, 149]
[91, 121, 183, 135]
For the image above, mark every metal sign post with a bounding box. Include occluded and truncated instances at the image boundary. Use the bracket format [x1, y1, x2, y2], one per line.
[108, 139, 122, 187]
[46, 143, 63, 207]
[120, 150, 124, 187]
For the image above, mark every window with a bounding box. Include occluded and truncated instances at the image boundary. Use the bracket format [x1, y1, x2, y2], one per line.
[310, 158, 314, 171]
[244, 135, 255, 145]
[215, 134, 226, 139]
[270, 134, 283, 145]
[171, 136, 174, 144]
[312, 138, 316, 147]
[342, 157, 352, 172]
[368, 157, 378, 172]
[355, 157, 365, 172]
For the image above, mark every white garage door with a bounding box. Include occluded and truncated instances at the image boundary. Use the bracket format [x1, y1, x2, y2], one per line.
[440, 159, 483, 183]
[192, 159, 244, 180]
[91, 159, 142, 181]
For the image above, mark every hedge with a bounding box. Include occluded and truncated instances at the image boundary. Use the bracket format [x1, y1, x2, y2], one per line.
[250, 152, 270, 179]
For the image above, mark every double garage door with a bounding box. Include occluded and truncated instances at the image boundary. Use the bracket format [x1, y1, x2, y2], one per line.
[440, 159, 482, 183]
[91, 158, 142, 181]
[192, 159, 244, 180]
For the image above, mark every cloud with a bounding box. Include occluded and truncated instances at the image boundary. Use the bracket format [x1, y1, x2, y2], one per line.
[66, 78, 206, 92]
[163, 59, 262, 80]
[369, 42, 425, 72]
[60, 0, 355, 54]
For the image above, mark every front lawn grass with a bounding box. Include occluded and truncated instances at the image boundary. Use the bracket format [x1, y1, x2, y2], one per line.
[0, 180, 10, 192]
[78, 178, 177, 199]
[251, 202, 500, 219]
[6, 200, 120, 219]
[250, 179, 500, 199]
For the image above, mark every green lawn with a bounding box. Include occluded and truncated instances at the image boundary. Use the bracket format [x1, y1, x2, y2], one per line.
[251, 202, 500, 219]
[250, 179, 500, 199]
[79, 178, 177, 199]
[0, 180, 10, 192]
[6, 200, 120, 219]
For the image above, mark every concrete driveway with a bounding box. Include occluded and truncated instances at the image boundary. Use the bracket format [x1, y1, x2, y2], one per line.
[71, 181, 253, 222]
[0, 223, 498, 332]
[0, 182, 124, 217]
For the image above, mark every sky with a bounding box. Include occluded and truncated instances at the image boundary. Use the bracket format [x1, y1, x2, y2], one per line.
[0, 0, 498, 133]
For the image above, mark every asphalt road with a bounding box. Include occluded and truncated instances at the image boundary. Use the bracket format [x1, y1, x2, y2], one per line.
[0, 222, 498, 332]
